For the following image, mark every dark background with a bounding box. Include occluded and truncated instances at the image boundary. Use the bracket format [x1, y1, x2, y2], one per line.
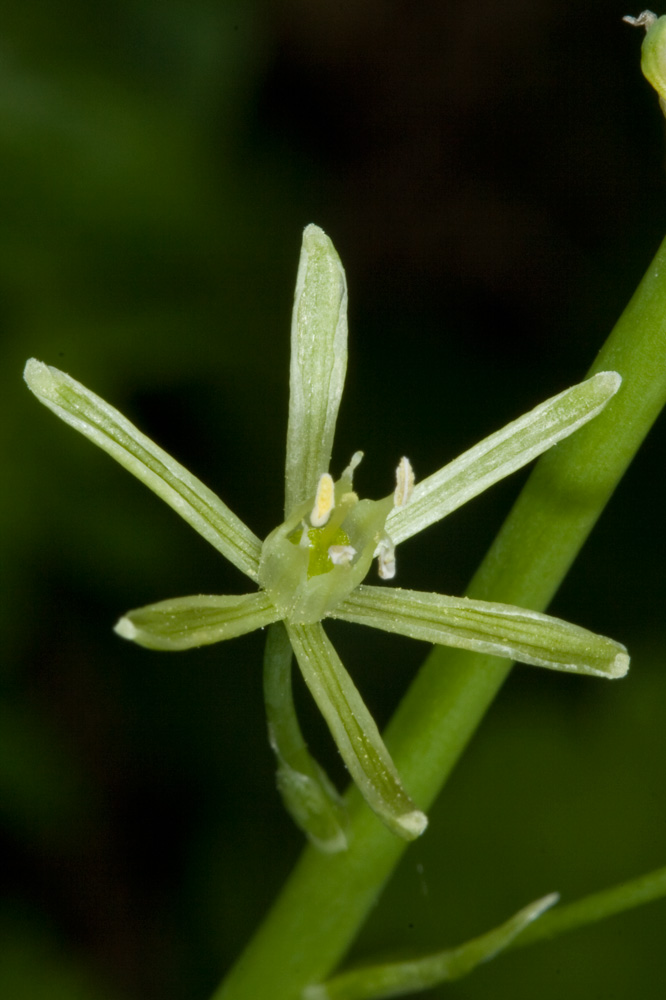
[2, 2, 666, 998]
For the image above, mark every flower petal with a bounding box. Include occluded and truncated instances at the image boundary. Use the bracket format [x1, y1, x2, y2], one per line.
[284, 225, 348, 517]
[333, 585, 629, 678]
[286, 621, 428, 840]
[386, 371, 622, 545]
[264, 623, 348, 853]
[24, 359, 262, 580]
[114, 592, 281, 650]
[304, 892, 559, 999]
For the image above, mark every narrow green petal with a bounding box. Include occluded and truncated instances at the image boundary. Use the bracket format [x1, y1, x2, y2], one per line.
[286, 622, 427, 841]
[264, 623, 348, 853]
[114, 592, 281, 650]
[386, 371, 622, 545]
[24, 359, 262, 580]
[333, 586, 629, 678]
[284, 225, 348, 517]
[304, 892, 559, 1000]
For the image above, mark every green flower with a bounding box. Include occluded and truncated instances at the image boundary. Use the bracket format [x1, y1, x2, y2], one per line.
[24, 224, 628, 852]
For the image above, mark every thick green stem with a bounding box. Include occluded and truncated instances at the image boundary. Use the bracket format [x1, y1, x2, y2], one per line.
[214, 234, 666, 1000]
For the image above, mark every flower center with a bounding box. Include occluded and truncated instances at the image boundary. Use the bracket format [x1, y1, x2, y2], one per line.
[289, 523, 354, 578]
[259, 454, 413, 624]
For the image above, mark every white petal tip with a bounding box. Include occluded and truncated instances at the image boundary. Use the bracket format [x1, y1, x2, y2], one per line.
[23, 358, 50, 390]
[303, 222, 326, 240]
[526, 891, 560, 921]
[311, 830, 349, 854]
[594, 370, 622, 393]
[114, 616, 138, 641]
[397, 809, 428, 839]
[609, 651, 630, 678]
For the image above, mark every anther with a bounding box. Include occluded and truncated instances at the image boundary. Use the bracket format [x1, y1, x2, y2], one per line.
[394, 456, 414, 508]
[310, 473, 335, 527]
[328, 544, 356, 566]
[375, 538, 396, 580]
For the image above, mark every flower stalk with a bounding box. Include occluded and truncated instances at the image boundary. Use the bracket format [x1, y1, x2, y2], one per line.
[210, 225, 666, 1000]
[24, 218, 665, 1000]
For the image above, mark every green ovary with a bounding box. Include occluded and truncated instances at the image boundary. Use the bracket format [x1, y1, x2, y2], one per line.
[260, 484, 393, 623]
[288, 525, 353, 578]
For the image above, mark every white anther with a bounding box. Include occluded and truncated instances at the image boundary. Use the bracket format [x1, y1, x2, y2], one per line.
[310, 473, 335, 527]
[394, 456, 414, 508]
[374, 538, 396, 580]
[328, 544, 356, 566]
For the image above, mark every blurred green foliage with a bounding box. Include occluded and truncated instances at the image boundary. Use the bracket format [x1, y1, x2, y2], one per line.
[2, 2, 666, 998]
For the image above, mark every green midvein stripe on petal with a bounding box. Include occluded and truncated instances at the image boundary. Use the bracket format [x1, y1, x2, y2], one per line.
[24, 360, 263, 580]
[114, 592, 282, 650]
[286, 622, 428, 840]
[332, 585, 629, 679]
[386, 371, 622, 546]
[284, 225, 348, 517]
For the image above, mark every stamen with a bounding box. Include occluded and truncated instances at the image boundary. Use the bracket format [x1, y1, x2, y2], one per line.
[310, 473, 335, 527]
[340, 450, 364, 483]
[394, 456, 414, 508]
[328, 544, 356, 566]
[375, 538, 396, 580]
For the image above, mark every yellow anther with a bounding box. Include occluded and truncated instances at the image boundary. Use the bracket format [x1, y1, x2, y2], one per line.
[310, 473, 335, 527]
[394, 456, 414, 508]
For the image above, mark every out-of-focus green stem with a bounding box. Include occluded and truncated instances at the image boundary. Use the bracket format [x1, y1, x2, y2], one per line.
[306, 892, 559, 1000]
[512, 864, 666, 950]
[214, 235, 666, 1000]
[310, 863, 666, 999]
